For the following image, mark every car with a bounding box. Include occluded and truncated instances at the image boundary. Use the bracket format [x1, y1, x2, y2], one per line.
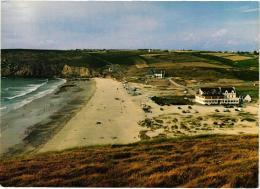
[235, 108, 242, 111]
[223, 108, 230, 112]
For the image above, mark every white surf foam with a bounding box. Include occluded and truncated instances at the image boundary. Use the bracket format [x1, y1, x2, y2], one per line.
[11, 78, 66, 110]
[4, 80, 48, 100]
[0, 106, 7, 110]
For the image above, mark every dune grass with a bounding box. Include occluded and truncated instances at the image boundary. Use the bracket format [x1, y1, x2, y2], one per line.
[0, 134, 258, 187]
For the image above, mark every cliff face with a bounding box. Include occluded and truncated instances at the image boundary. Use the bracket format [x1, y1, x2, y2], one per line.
[61, 65, 90, 77]
[1, 49, 135, 78]
[1, 50, 95, 78]
[2, 64, 91, 78]
[1, 64, 92, 78]
[1, 63, 64, 77]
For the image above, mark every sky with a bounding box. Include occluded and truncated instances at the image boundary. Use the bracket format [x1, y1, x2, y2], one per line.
[1, 1, 259, 51]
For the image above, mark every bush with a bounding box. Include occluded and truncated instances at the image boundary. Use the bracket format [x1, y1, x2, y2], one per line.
[151, 96, 193, 106]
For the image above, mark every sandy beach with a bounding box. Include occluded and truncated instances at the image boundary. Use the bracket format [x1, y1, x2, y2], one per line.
[1, 79, 95, 156]
[39, 78, 145, 152]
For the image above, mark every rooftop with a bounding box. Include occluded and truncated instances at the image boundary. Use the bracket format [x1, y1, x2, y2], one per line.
[199, 87, 236, 96]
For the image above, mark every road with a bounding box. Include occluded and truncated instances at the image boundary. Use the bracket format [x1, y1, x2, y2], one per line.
[167, 77, 196, 95]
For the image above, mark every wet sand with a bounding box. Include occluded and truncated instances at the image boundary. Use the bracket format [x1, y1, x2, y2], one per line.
[1, 79, 96, 156]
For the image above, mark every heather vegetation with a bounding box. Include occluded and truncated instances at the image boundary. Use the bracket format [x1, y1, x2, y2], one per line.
[0, 135, 258, 187]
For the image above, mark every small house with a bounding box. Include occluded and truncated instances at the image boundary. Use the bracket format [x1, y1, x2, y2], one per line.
[243, 94, 252, 102]
[154, 70, 165, 79]
[146, 68, 165, 79]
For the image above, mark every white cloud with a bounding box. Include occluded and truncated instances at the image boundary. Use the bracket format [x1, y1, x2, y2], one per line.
[183, 33, 196, 41]
[226, 40, 238, 45]
[241, 8, 259, 13]
[211, 29, 228, 38]
[226, 5, 259, 13]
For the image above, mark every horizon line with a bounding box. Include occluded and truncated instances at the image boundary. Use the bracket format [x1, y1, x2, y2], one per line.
[1, 48, 258, 52]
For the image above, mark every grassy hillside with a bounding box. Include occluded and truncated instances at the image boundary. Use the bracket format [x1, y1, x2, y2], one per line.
[236, 85, 259, 100]
[1, 49, 259, 81]
[1, 49, 144, 69]
[1, 49, 145, 78]
[0, 134, 258, 187]
[196, 52, 259, 70]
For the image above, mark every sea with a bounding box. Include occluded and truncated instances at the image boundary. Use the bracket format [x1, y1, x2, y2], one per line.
[1, 77, 66, 115]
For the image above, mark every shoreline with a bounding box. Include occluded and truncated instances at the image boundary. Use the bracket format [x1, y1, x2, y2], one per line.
[1, 78, 96, 157]
[2, 77, 258, 156]
[1, 77, 66, 120]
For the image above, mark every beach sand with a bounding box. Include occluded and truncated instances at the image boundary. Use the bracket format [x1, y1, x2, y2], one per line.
[39, 78, 145, 153]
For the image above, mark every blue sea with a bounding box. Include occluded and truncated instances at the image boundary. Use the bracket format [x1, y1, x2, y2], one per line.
[1, 77, 66, 115]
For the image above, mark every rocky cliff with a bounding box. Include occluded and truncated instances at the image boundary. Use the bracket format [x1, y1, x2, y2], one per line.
[1, 64, 91, 78]
[1, 49, 137, 78]
[1, 62, 64, 77]
[61, 65, 90, 77]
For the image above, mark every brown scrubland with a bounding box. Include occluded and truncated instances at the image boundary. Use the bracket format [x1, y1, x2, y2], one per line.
[0, 134, 258, 187]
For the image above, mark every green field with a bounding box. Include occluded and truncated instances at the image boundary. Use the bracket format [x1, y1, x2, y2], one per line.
[236, 86, 259, 101]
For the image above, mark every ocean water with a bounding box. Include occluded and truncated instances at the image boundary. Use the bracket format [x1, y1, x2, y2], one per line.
[1, 77, 66, 115]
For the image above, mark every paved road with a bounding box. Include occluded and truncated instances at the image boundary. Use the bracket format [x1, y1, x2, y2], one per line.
[168, 77, 196, 95]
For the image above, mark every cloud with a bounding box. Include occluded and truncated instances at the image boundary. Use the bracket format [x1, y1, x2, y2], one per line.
[241, 8, 259, 13]
[226, 40, 238, 45]
[118, 16, 160, 33]
[182, 33, 197, 42]
[211, 29, 228, 38]
[242, 8, 259, 13]
[227, 5, 259, 13]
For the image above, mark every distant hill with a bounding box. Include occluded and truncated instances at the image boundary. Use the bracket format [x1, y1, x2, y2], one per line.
[0, 134, 257, 187]
[1, 49, 143, 78]
[1, 49, 259, 81]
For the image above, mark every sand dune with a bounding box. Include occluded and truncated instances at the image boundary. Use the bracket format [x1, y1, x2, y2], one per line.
[39, 78, 144, 152]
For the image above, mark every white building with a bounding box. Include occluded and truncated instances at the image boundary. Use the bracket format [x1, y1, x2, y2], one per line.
[195, 87, 240, 105]
[154, 70, 165, 79]
[243, 94, 252, 102]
